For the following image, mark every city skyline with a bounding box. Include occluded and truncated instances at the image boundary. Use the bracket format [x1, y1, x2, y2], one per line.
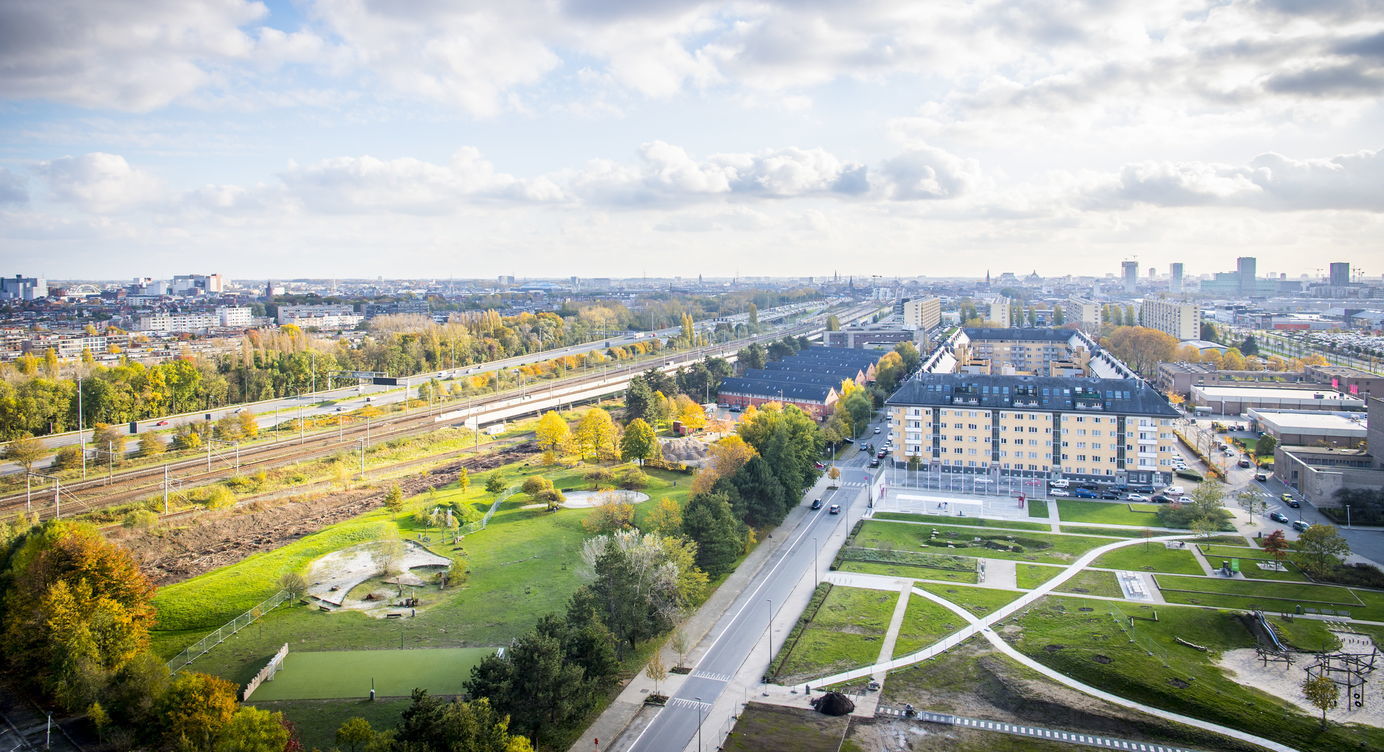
[1, 1, 1381, 278]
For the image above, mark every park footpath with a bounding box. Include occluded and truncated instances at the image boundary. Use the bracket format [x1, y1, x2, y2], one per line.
[571, 472, 862, 752]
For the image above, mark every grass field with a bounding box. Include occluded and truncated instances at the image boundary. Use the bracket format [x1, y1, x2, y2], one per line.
[1152, 575, 1364, 604]
[1090, 545, 1205, 575]
[871, 512, 1051, 531]
[1052, 569, 1122, 598]
[724, 703, 847, 752]
[838, 559, 979, 583]
[1012, 596, 1384, 751]
[1240, 560, 1312, 582]
[1015, 564, 1062, 589]
[916, 583, 1024, 617]
[852, 520, 1111, 565]
[1055, 500, 1163, 527]
[248, 647, 493, 700]
[1057, 525, 1151, 538]
[892, 595, 965, 658]
[1198, 544, 1279, 560]
[1026, 499, 1049, 518]
[250, 698, 411, 751]
[775, 586, 896, 683]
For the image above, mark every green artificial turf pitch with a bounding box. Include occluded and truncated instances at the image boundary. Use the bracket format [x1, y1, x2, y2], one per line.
[247, 647, 493, 700]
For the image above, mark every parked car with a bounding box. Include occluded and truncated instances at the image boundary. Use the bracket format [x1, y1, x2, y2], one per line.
[1099, 491, 1122, 500]
[1049, 479, 1070, 488]
[1073, 488, 1099, 499]
[873, 427, 881, 434]
[1049, 489, 1072, 497]
[1269, 512, 1289, 523]
[1238, 459, 1252, 468]
[1165, 486, 1185, 497]
[1292, 520, 1311, 532]
[1255, 472, 1269, 482]
[811, 499, 823, 509]
[1125, 494, 1151, 502]
[813, 461, 826, 470]
[844, 437, 854, 444]
[829, 504, 841, 515]
[1281, 493, 1301, 508]
[1152, 494, 1174, 503]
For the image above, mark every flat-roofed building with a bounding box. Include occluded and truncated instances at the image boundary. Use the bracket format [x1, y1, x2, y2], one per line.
[1067, 297, 1101, 331]
[1140, 298, 1199, 340]
[1191, 384, 1365, 414]
[887, 374, 1180, 486]
[988, 297, 1012, 327]
[1248, 409, 1368, 448]
[901, 297, 941, 331]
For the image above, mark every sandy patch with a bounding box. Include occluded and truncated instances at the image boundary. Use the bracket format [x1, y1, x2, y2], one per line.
[306, 540, 451, 609]
[1218, 633, 1384, 727]
[520, 489, 651, 510]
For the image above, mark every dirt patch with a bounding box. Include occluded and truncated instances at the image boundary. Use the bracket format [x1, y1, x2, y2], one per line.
[1167, 678, 1189, 689]
[1219, 642, 1384, 727]
[1078, 607, 1094, 612]
[1043, 644, 1065, 653]
[111, 442, 533, 585]
[1092, 655, 1112, 665]
[723, 702, 847, 752]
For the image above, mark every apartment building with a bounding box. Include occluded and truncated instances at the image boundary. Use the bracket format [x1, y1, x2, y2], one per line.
[1066, 297, 1101, 331]
[988, 297, 1012, 326]
[1139, 298, 1200, 340]
[137, 307, 252, 333]
[901, 296, 941, 331]
[277, 304, 363, 330]
[954, 328, 1090, 376]
[887, 374, 1180, 487]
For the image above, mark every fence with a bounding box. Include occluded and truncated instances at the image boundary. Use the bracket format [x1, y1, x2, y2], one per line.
[242, 644, 290, 701]
[166, 589, 290, 673]
[459, 485, 520, 535]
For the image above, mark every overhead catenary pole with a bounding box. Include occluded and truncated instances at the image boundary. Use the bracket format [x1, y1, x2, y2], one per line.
[164, 464, 170, 514]
[78, 375, 86, 479]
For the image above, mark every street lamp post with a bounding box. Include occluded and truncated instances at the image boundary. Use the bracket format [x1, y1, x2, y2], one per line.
[694, 696, 704, 752]
[813, 537, 818, 587]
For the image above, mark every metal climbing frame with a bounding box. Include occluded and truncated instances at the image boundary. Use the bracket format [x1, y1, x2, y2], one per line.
[1305, 646, 1379, 709]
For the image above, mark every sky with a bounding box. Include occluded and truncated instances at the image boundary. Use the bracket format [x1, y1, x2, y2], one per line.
[0, 0, 1382, 281]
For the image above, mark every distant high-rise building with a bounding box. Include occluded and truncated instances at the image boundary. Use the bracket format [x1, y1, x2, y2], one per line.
[170, 273, 223, 296]
[1067, 297, 1101, 331]
[1330, 262, 1351, 287]
[1121, 261, 1138, 292]
[1237, 257, 1256, 295]
[1169, 263, 1184, 293]
[1139, 298, 1200, 341]
[901, 297, 941, 331]
[0, 275, 47, 300]
[988, 297, 1013, 326]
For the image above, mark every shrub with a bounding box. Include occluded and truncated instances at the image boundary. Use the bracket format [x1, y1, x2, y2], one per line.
[122, 509, 158, 529]
[614, 466, 650, 490]
[583, 468, 615, 489]
[521, 475, 554, 495]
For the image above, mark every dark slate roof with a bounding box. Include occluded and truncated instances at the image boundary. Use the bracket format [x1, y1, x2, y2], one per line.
[801, 345, 885, 363]
[717, 377, 836, 402]
[963, 327, 1075, 342]
[886, 373, 1178, 417]
[741, 369, 844, 387]
[762, 360, 866, 378]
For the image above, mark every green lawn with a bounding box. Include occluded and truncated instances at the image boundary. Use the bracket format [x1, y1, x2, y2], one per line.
[838, 560, 979, 583]
[1152, 575, 1364, 605]
[1055, 500, 1163, 527]
[1015, 564, 1062, 590]
[1198, 544, 1279, 560]
[892, 595, 966, 658]
[1090, 545, 1205, 575]
[1052, 569, 1122, 598]
[853, 520, 1111, 565]
[871, 512, 1050, 531]
[1240, 559, 1312, 582]
[1012, 596, 1384, 751]
[1026, 499, 1049, 518]
[248, 648, 493, 700]
[251, 698, 412, 752]
[775, 586, 897, 683]
[1058, 525, 1152, 538]
[916, 584, 1024, 617]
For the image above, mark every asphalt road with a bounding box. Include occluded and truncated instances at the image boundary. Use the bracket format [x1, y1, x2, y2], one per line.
[624, 416, 884, 752]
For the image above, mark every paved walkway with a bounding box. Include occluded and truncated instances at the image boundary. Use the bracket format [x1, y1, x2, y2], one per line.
[878, 705, 1207, 752]
[982, 558, 1017, 588]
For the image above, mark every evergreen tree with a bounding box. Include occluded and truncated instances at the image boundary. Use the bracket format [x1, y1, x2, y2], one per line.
[680, 493, 745, 577]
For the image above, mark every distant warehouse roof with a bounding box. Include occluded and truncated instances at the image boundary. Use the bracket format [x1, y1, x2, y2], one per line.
[762, 360, 866, 380]
[887, 374, 1179, 418]
[1248, 409, 1368, 440]
[717, 377, 836, 403]
[740, 369, 844, 387]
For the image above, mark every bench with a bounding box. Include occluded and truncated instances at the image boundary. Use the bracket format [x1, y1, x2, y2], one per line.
[385, 613, 403, 619]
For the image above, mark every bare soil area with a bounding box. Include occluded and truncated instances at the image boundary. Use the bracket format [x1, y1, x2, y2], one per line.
[110, 442, 533, 585]
[1218, 631, 1383, 728]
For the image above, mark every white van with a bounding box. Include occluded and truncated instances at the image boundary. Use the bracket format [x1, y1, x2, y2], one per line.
[1165, 486, 1185, 497]
[1048, 479, 1070, 488]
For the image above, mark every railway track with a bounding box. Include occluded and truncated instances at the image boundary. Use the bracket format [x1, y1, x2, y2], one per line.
[1, 314, 844, 521]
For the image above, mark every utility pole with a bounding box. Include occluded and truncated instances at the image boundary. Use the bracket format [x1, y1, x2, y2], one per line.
[25, 473, 32, 514]
[53, 477, 60, 519]
[359, 438, 366, 479]
[164, 464, 170, 514]
[78, 374, 86, 479]
[107, 440, 113, 483]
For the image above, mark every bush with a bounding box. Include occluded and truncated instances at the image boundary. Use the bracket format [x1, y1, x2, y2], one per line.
[521, 475, 553, 496]
[51, 445, 83, 471]
[614, 466, 650, 490]
[190, 485, 236, 509]
[122, 509, 158, 529]
[1314, 563, 1384, 589]
[583, 468, 615, 489]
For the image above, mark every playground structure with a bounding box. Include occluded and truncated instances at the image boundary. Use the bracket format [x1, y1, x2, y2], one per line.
[1249, 610, 1379, 708]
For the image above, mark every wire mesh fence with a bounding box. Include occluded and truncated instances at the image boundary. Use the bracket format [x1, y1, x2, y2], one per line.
[166, 589, 290, 673]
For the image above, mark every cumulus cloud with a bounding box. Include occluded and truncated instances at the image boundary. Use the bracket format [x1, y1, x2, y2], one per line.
[1082, 147, 1384, 212]
[39, 153, 162, 212]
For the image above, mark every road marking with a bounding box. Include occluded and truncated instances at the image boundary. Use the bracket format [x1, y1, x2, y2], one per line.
[690, 671, 732, 682]
[666, 698, 712, 711]
[879, 705, 1202, 752]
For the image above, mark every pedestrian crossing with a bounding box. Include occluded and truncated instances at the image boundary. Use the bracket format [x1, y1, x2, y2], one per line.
[690, 670, 733, 682]
[837, 480, 867, 488]
[877, 706, 1203, 752]
[667, 697, 713, 711]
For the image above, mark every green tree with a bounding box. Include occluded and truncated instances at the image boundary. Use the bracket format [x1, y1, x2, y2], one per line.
[825, 314, 841, 331]
[51, 445, 83, 471]
[277, 571, 308, 600]
[573, 408, 619, 461]
[158, 671, 238, 751]
[485, 475, 506, 495]
[383, 483, 405, 513]
[619, 418, 660, 464]
[1302, 674, 1338, 729]
[138, 432, 168, 458]
[457, 467, 470, 494]
[1255, 434, 1278, 460]
[1292, 524, 1351, 578]
[2, 434, 46, 474]
[92, 424, 127, 467]
[335, 717, 376, 752]
[644, 497, 682, 535]
[1052, 305, 1065, 325]
[213, 706, 290, 752]
[680, 493, 744, 577]
[893, 341, 921, 374]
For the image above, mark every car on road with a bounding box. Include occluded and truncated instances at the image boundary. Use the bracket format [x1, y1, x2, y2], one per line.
[1048, 479, 1070, 488]
[829, 504, 841, 515]
[811, 499, 822, 509]
[1073, 488, 1099, 499]
[155, 420, 169, 426]
[1099, 491, 1122, 500]
[814, 461, 826, 469]
[1125, 493, 1151, 502]
[877, 450, 887, 459]
[873, 427, 881, 434]
[868, 459, 880, 468]
[1049, 489, 1072, 497]
[1281, 493, 1301, 508]
[1269, 512, 1290, 523]
[1255, 472, 1269, 482]
[1238, 459, 1252, 468]
[1165, 486, 1185, 497]
[1292, 520, 1311, 531]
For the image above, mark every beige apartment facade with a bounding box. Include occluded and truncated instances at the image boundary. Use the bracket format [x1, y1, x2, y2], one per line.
[901, 297, 941, 331]
[888, 374, 1180, 487]
[1139, 298, 1200, 341]
[1067, 297, 1101, 331]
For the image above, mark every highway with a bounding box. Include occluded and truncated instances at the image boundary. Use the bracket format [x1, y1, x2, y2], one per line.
[619, 415, 885, 752]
